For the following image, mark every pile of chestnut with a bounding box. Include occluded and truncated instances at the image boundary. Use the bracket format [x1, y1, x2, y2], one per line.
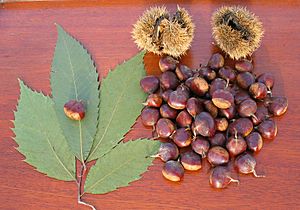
[140, 53, 288, 188]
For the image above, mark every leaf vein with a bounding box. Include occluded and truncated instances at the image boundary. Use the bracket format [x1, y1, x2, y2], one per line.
[61, 31, 84, 163]
[85, 157, 135, 193]
[88, 68, 132, 159]
[22, 90, 74, 180]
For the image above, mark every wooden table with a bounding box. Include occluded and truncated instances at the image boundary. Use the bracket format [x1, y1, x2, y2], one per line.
[0, 1, 299, 209]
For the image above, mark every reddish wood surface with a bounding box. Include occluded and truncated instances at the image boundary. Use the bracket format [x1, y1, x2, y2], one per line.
[1, 1, 300, 209]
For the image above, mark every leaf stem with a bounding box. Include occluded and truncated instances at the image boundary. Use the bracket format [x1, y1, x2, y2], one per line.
[77, 162, 96, 210]
[78, 199, 96, 210]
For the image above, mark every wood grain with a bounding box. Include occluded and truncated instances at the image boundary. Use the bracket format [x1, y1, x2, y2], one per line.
[0, 1, 300, 209]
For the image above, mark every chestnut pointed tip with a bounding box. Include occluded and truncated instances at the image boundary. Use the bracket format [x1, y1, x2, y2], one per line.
[150, 154, 160, 158]
[153, 135, 160, 140]
[253, 170, 265, 178]
[267, 90, 273, 96]
[251, 114, 259, 122]
[228, 177, 240, 185]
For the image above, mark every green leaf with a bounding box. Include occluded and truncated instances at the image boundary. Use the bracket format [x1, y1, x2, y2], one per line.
[13, 80, 76, 181]
[84, 139, 160, 194]
[51, 24, 100, 162]
[87, 51, 146, 161]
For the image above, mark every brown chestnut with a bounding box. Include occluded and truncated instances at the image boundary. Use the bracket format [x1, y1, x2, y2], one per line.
[212, 89, 234, 109]
[193, 112, 216, 137]
[207, 146, 230, 166]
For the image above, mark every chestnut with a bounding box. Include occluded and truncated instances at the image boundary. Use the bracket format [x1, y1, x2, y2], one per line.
[212, 89, 234, 109]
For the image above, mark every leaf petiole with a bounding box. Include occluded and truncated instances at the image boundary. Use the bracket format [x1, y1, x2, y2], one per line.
[77, 162, 96, 210]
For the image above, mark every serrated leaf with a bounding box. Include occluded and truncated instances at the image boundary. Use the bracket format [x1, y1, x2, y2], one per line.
[84, 139, 160, 194]
[13, 80, 76, 181]
[51, 24, 100, 162]
[87, 51, 146, 161]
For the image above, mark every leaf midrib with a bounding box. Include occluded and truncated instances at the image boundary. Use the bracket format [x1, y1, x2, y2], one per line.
[23, 90, 75, 180]
[84, 157, 135, 193]
[61, 33, 84, 163]
[88, 67, 134, 160]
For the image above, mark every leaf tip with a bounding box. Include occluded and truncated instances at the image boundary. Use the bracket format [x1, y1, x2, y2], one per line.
[55, 23, 65, 36]
[55, 23, 62, 29]
[17, 77, 23, 84]
[17, 78, 26, 90]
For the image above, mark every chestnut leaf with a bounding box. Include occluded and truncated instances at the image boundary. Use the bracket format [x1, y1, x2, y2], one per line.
[51, 24, 100, 162]
[87, 51, 147, 161]
[84, 139, 160, 194]
[13, 80, 76, 181]
[12, 25, 158, 203]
